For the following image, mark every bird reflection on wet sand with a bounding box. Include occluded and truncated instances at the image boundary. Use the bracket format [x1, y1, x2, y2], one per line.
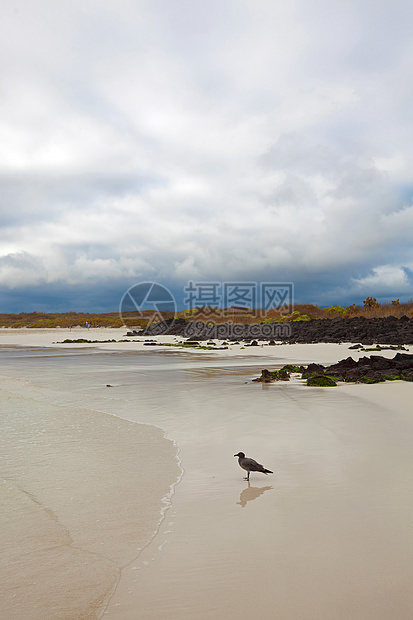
[237, 482, 273, 507]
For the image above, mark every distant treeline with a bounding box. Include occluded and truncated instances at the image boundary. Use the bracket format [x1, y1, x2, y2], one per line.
[1, 298, 413, 328]
[177, 298, 413, 324]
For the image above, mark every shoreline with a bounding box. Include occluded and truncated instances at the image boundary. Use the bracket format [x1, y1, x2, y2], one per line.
[1, 326, 412, 357]
[2, 329, 413, 619]
[2, 313, 413, 346]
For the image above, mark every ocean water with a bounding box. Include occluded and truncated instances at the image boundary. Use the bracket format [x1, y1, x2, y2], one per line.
[2, 345, 413, 619]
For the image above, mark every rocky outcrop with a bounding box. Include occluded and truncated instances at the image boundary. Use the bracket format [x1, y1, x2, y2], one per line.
[306, 375, 337, 387]
[324, 352, 413, 383]
[254, 353, 413, 385]
[253, 366, 304, 382]
[139, 316, 413, 345]
[281, 315, 413, 345]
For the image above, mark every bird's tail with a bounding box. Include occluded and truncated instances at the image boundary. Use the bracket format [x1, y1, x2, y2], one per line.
[263, 469, 273, 474]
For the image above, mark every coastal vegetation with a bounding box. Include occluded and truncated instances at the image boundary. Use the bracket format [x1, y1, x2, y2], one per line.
[306, 375, 337, 387]
[0, 311, 144, 329]
[1, 298, 413, 328]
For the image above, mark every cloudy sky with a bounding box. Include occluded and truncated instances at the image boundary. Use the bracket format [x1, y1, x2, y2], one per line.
[1, 0, 413, 312]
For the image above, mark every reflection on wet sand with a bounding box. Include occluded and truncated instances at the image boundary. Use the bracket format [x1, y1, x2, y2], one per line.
[237, 482, 273, 507]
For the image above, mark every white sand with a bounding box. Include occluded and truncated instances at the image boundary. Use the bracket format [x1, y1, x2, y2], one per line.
[1, 329, 413, 619]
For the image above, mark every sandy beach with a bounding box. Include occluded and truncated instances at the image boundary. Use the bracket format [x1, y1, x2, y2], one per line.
[1, 328, 413, 619]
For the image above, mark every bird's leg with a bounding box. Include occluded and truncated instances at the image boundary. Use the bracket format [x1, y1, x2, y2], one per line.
[243, 472, 250, 481]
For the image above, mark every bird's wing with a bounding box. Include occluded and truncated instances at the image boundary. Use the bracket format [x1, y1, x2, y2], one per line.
[242, 457, 265, 472]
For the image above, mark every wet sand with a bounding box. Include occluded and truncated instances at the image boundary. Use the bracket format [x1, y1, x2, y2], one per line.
[103, 371, 413, 619]
[0, 375, 180, 619]
[1, 329, 413, 619]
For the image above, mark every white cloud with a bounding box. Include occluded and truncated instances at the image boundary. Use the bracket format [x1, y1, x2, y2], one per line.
[353, 265, 411, 293]
[0, 252, 47, 288]
[1, 0, 413, 309]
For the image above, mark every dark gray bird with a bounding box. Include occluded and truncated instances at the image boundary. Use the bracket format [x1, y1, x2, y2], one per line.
[234, 452, 273, 481]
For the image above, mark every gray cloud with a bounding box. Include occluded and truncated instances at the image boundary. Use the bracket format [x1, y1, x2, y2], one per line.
[1, 0, 413, 311]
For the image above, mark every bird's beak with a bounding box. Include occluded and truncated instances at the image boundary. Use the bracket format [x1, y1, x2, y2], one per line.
[234, 454, 238, 457]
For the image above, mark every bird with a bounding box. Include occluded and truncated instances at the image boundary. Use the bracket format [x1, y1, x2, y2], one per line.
[234, 452, 273, 481]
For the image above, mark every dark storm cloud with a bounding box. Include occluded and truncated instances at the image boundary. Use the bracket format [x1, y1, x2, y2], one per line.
[1, 0, 413, 310]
